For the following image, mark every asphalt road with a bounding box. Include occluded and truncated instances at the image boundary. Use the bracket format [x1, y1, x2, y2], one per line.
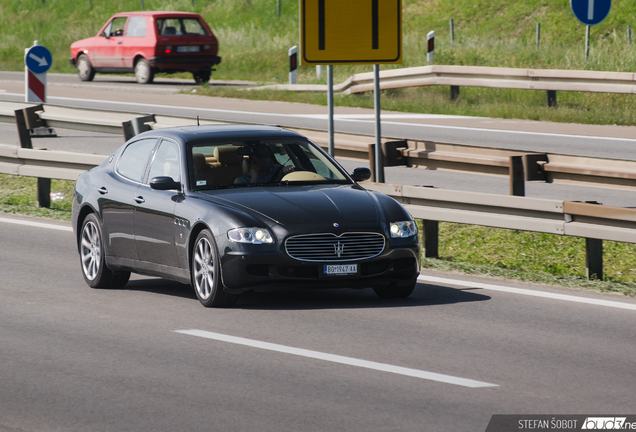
[1, 215, 636, 432]
[2, 72, 636, 206]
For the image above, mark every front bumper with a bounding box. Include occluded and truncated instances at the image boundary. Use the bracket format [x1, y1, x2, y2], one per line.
[219, 245, 420, 293]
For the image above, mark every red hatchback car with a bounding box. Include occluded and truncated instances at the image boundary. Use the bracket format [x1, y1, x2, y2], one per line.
[69, 11, 221, 84]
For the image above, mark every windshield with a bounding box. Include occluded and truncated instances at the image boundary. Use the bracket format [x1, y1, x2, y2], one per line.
[188, 139, 350, 191]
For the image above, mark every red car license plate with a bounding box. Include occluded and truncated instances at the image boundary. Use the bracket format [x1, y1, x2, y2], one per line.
[177, 45, 200, 53]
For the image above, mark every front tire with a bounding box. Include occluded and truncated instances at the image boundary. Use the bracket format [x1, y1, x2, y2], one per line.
[135, 58, 154, 84]
[80, 213, 130, 288]
[76, 54, 95, 82]
[191, 230, 236, 307]
[373, 279, 416, 299]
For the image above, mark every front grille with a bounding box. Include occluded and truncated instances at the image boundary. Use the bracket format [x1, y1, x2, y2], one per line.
[285, 232, 385, 262]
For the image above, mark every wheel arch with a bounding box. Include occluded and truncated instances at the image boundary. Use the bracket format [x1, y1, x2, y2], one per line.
[188, 221, 213, 270]
[75, 204, 99, 252]
[76, 50, 90, 62]
[133, 54, 148, 67]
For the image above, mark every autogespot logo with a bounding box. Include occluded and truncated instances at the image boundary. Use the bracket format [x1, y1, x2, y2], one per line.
[582, 417, 630, 430]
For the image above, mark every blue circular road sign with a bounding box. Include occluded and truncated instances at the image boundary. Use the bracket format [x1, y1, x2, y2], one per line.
[25, 45, 53, 74]
[570, 0, 612, 26]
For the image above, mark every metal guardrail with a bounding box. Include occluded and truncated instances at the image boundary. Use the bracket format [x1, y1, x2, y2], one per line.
[251, 64, 636, 105]
[3, 100, 636, 192]
[1, 140, 634, 280]
[4, 100, 636, 192]
[363, 182, 636, 280]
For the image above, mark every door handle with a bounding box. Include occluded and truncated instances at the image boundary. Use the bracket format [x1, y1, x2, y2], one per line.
[97, 187, 108, 195]
[117, 40, 123, 44]
[134, 196, 145, 204]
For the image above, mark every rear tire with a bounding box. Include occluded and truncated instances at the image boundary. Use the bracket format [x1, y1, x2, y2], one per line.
[76, 54, 95, 82]
[373, 279, 416, 299]
[80, 213, 130, 288]
[191, 230, 237, 307]
[193, 70, 211, 85]
[135, 58, 154, 84]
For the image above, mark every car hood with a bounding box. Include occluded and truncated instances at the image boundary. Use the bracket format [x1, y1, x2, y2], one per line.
[207, 185, 380, 227]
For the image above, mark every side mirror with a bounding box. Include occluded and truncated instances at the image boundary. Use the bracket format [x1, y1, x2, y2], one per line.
[150, 176, 180, 191]
[351, 167, 372, 182]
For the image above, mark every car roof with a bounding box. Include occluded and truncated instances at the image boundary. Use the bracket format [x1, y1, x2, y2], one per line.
[111, 11, 203, 18]
[133, 125, 306, 144]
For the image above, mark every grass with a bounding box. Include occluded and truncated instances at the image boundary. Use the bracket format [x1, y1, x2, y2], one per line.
[2, 174, 635, 296]
[1, 0, 636, 124]
[0, 174, 75, 220]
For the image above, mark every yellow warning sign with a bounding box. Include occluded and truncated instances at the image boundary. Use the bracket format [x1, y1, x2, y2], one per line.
[300, 0, 402, 65]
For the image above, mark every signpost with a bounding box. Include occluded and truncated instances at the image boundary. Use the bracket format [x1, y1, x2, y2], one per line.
[25, 42, 52, 103]
[300, 0, 402, 182]
[570, 0, 612, 60]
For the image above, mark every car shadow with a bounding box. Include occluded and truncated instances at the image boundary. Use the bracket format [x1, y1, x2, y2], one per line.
[119, 278, 197, 300]
[119, 278, 491, 310]
[236, 282, 490, 311]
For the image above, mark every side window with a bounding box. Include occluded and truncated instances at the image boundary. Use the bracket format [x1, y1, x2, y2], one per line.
[182, 18, 208, 36]
[125, 16, 147, 37]
[117, 139, 157, 182]
[157, 18, 181, 36]
[148, 140, 181, 183]
[107, 17, 127, 37]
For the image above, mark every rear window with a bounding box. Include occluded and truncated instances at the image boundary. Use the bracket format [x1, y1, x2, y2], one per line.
[156, 18, 209, 36]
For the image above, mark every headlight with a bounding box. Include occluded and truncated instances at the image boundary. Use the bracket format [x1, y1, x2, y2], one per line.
[227, 228, 274, 244]
[389, 221, 417, 238]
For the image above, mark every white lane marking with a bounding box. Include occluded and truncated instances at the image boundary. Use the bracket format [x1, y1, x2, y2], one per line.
[3, 92, 634, 143]
[290, 113, 475, 120]
[0, 216, 72, 232]
[175, 329, 498, 388]
[350, 118, 636, 143]
[418, 275, 636, 311]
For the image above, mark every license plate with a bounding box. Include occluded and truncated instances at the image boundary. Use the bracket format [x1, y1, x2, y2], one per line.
[324, 264, 357, 276]
[177, 45, 200, 53]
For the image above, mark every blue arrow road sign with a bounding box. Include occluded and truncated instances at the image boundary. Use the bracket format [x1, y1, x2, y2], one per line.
[25, 45, 52, 74]
[570, 0, 612, 26]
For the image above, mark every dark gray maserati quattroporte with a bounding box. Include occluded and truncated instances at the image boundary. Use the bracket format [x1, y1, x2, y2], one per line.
[72, 125, 420, 307]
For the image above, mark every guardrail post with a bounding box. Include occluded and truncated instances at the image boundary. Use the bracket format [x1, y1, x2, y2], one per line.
[523, 154, 548, 182]
[450, 85, 460, 101]
[585, 238, 603, 280]
[14, 109, 33, 149]
[382, 141, 408, 166]
[547, 90, 557, 108]
[423, 220, 439, 258]
[368, 143, 377, 181]
[122, 114, 156, 141]
[37, 178, 51, 208]
[509, 156, 525, 196]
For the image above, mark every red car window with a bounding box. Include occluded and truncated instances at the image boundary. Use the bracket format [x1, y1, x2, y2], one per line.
[156, 17, 209, 36]
[125, 16, 147, 37]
